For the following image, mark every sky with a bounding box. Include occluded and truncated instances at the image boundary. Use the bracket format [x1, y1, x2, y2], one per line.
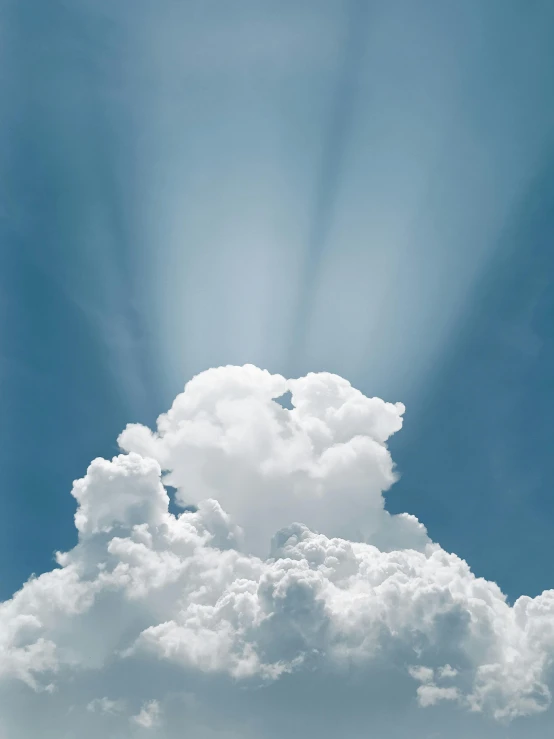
[1, 1, 554, 737]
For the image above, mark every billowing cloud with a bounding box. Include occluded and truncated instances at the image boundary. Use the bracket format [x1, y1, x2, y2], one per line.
[118, 364, 425, 554]
[0, 365, 553, 737]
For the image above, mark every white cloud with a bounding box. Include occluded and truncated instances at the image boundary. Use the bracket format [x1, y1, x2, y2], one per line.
[132, 700, 161, 729]
[0, 365, 553, 737]
[118, 364, 423, 555]
[409, 666, 435, 684]
[437, 664, 458, 679]
[416, 684, 461, 708]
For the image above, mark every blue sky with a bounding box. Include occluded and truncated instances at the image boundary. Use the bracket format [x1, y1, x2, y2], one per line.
[1, 1, 554, 736]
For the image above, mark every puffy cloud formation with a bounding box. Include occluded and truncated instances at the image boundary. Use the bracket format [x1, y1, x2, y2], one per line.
[0, 365, 553, 738]
[118, 364, 425, 554]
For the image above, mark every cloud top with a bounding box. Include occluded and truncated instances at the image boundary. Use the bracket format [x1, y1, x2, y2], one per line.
[118, 364, 416, 554]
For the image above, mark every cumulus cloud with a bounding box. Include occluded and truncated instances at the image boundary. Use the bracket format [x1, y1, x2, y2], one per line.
[0, 365, 553, 737]
[117, 364, 424, 555]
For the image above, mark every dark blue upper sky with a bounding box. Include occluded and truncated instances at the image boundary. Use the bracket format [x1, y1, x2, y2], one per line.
[1, 0, 554, 602]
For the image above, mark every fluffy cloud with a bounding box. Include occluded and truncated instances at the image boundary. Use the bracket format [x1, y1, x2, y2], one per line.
[0, 365, 553, 737]
[119, 365, 430, 556]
